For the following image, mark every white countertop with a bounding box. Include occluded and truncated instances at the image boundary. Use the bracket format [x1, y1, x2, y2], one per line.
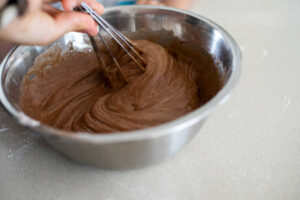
[0, 0, 299, 199]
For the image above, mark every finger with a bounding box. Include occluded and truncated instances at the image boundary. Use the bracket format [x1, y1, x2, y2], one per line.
[0, 10, 97, 45]
[42, 0, 104, 14]
[163, 0, 193, 9]
[42, 0, 60, 3]
[136, 0, 164, 6]
[42, 4, 61, 16]
[26, 0, 43, 12]
[136, 0, 147, 4]
[62, 0, 104, 14]
[147, 1, 164, 5]
[52, 11, 98, 38]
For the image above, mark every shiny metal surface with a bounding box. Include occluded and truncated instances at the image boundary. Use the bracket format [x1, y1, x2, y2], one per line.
[0, 6, 241, 169]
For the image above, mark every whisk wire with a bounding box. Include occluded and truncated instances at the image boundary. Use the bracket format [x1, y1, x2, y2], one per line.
[81, 3, 145, 72]
[80, 2, 146, 65]
[75, 3, 146, 87]
[98, 33, 129, 83]
[88, 36, 115, 85]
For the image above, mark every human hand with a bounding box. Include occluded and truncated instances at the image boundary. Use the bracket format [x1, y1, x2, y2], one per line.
[0, 0, 104, 45]
[137, 0, 193, 9]
[136, 0, 164, 6]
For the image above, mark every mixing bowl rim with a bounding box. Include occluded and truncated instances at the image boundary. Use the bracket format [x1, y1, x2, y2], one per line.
[0, 5, 241, 143]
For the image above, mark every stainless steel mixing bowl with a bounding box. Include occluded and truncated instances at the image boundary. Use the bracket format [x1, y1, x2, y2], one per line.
[0, 6, 241, 169]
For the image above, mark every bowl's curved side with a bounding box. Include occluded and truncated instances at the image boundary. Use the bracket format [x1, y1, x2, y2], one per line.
[45, 119, 206, 170]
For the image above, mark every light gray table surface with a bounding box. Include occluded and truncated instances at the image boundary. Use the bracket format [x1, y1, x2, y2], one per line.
[0, 0, 299, 199]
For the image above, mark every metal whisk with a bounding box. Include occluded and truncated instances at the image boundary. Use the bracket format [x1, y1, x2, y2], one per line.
[75, 2, 145, 87]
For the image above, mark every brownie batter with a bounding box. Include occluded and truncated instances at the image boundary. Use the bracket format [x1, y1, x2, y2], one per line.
[20, 40, 222, 133]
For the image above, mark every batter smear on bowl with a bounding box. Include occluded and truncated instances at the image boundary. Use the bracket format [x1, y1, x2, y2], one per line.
[20, 40, 222, 133]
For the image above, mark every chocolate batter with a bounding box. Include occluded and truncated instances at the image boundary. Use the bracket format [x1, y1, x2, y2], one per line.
[20, 40, 223, 133]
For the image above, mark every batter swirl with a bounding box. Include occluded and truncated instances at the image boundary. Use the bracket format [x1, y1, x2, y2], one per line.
[20, 40, 218, 133]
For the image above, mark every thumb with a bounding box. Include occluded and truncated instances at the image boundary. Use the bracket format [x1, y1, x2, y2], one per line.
[51, 11, 98, 39]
